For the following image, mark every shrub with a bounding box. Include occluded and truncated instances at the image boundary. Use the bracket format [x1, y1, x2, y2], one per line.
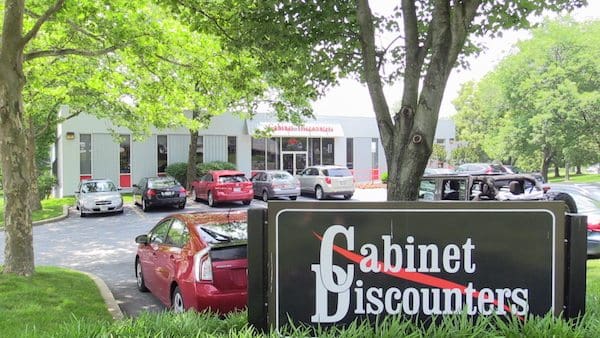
[165, 162, 189, 187]
[196, 161, 236, 177]
[37, 173, 57, 200]
[381, 172, 388, 184]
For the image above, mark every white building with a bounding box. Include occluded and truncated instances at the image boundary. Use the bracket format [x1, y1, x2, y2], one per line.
[54, 107, 456, 197]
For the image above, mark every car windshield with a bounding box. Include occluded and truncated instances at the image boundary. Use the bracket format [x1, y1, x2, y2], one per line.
[196, 221, 248, 244]
[148, 178, 178, 188]
[272, 172, 293, 180]
[82, 181, 117, 193]
[219, 175, 248, 183]
[324, 168, 352, 177]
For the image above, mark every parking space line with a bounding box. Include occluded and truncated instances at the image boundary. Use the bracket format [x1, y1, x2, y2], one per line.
[129, 204, 146, 219]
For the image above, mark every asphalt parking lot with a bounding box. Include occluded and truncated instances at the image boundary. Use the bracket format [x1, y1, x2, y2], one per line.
[0, 189, 386, 317]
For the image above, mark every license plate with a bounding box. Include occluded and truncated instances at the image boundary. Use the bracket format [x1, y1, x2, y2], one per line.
[162, 191, 174, 196]
[233, 187, 241, 192]
[100, 206, 108, 211]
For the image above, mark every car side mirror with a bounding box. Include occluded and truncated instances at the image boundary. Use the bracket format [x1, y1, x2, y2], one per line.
[74, 190, 79, 194]
[135, 234, 149, 245]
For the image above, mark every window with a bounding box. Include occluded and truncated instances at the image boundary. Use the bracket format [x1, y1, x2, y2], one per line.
[196, 136, 204, 165]
[252, 138, 266, 170]
[322, 138, 334, 165]
[266, 138, 280, 170]
[419, 179, 436, 200]
[166, 219, 189, 248]
[282, 137, 306, 151]
[371, 138, 379, 169]
[150, 219, 172, 244]
[310, 139, 321, 165]
[346, 138, 354, 169]
[80, 134, 91, 175]
[157, 135, 168, 173]
[120, 134, 131, 174]
[436, 138, 445, 144]
[227, 136, 236, 165]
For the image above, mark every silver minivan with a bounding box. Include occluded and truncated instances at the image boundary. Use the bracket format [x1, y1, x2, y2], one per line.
[296, 165, 354, 200]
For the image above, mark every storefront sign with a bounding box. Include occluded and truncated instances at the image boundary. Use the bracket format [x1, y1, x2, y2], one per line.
[261, 202, 567, 329]
[247, 121, 344, 137]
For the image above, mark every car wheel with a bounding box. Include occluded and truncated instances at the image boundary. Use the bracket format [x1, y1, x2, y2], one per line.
[79, 205, 86, 218]
[142, 198, 149, 212]
[171, 286, 185, 313]
[315, 186, 324, 200]
[289, 196, 297, 201]
[344, 194, 353, 200]
[132, 194, 138, 206]
[243, 200, 251, 205]
[551, 192, 577, 213]
[135, 258, 148, 292]
[207, 191, 215, 207]
[192, 189, 200, 202]
[262, 190, 269, 202]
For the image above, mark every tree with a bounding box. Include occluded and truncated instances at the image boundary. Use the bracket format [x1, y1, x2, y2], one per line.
[166, 0, 585, 200]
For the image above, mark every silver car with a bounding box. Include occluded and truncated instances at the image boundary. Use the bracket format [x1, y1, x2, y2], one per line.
[296, 165, 354, 200]
[251, 170, 300, 201]
[75, 179, 124, 217]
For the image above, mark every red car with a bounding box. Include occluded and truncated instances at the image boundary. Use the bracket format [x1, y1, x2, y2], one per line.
[191, 170, 253, 207]
[134, 211, 248, 313]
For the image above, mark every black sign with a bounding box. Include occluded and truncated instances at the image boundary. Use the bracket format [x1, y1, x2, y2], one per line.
[264, 202, 565, 328]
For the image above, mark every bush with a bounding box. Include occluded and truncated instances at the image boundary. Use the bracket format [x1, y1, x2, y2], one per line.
[165, 162, 189, 187]
[381, 172, 388, 184]
[37, 173, 57, 200]
[196, 161, 236, 177]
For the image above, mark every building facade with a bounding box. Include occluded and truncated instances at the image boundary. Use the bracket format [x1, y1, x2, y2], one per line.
[54, 106, 455, 197]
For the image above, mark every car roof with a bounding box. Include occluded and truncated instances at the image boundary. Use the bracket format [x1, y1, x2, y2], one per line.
[170, 210, 248, 225]
[81, 178, 114, 183]
[210, 170, 245, 176]
[307, 165, 349, 169]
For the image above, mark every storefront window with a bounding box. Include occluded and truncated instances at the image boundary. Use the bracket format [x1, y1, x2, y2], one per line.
[119, 134, 130, 173]
[80, 134, 91, 175]
[346, 138, 353, 169]
[228, 136, 236, 165]
[310, 139, 321, 165]
[281, 137, 306, 152]
[157, 135, 168, 173]
[322, 138, 334, 165]
[372, 138, 379, 169]
[266, 138, 280, 170]
[252, 138, 266, 170]
[196, 136, 204, 165]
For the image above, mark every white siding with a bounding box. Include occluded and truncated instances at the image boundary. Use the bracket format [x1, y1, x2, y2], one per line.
[91, 134, 119, 184]
[168, 134, 191, 165]
[204, 135, 227, 162]
[132, 137, 156, 185]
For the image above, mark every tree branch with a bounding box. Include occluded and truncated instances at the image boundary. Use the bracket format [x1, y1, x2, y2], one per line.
[24, 46, 119, 62]
[177, 0, 235, 42]
[21, 0, 65, 47]
[24, 8, 104, 43]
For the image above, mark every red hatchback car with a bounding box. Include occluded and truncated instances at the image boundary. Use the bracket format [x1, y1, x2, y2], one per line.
[134, 211, 248, 313]
[191, 170, 253, 207]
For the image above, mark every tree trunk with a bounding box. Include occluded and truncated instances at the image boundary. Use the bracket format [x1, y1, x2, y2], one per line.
[28, 116, 42, 211]
[554, 164, 560, 178]
[186, 129, 198, 192]
[540, 149, 553, 183]
[576, 165, 581, 175]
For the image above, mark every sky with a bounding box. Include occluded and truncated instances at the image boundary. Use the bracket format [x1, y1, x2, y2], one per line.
[311, 1, 600, 118]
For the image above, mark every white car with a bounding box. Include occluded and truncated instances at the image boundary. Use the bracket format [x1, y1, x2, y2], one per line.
[296, 165, 355, 200]
[75, 179, 124, 217]
[586, 163, 600, 174]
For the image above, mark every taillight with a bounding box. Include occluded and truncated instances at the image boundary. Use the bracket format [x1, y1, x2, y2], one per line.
[147, 189, 156, 197]
[325, 177, 332, 184]
[179, 187, 186, 196]
[194, 248, 212, 282]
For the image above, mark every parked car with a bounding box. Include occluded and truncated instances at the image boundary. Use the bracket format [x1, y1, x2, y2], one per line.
[546, 183, 600, 256]
[424, 168, 455, 175]
[503, 165, 522, 174]
[296, 165, 354, 200]
[75, 178, 123, 217]
[191, 170, 253, 207]
[132, 176, 186, 212]
[134, 211, 248, 313]
[587, 163, 600, 174]
[250, 170, 300, 201]
[455, 163, 508, 175]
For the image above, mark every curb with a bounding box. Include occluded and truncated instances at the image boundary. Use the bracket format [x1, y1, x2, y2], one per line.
[32, 205, 70, 226]
[81, 271, 124, 321]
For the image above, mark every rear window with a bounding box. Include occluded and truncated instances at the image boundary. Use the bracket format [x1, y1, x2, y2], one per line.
[218, 175, 248, 183]
[210, 245, 247, 262]
[491, 165, 508, 172]
[272, 172, 293, 180]
[324, 168, 352, 177]
[149, 178, 178, 188]
[196, 221, 248, 244]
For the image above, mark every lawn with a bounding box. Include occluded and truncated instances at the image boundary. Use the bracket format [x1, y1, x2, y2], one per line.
[548, 171, 600, 183]
[0, 266, 113, 337]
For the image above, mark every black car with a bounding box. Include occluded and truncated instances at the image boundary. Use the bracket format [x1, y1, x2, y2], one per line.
[132, 176, 187, 211]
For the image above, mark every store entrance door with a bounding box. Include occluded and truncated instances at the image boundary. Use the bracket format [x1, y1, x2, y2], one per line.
[282, 152, 306, 176]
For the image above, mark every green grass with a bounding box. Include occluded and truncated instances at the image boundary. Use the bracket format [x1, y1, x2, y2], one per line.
[0, 266, 113, 337]
[0, 197, 75, 228]
[548, 170, 600, 183]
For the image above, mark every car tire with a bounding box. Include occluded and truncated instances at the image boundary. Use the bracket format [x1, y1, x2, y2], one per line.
[192, 189, 200, 202]
[171, 286, 185, 313]
[132, 194, 138, 206]
[290, 196, 297, 201]
[315, 186, 324, 200]
[142, 198, 149, 212]
[80, 207, 86, 218]
[208, 191, 215, 207]
[551, 192, 577, 213]
[262, 190, 269, 202]
[243, 200, 251, 205]
[344, 194, 353, 200]
[135, 258, 148, 292]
